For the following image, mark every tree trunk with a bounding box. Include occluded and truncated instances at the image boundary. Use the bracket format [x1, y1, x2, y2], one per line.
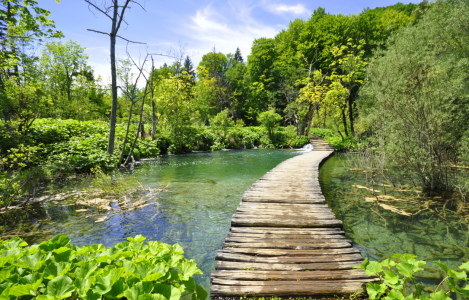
[347, 94, 355, 135]
[304, 103, 315, 136]
[107, 1, 118, 155]
[341, 107, 349, 136]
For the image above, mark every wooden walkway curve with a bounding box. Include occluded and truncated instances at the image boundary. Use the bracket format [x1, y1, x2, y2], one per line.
[210, 145, 373, 298]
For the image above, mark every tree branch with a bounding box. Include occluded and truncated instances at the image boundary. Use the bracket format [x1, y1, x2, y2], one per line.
[116, 34, 145, 44]
[84, 0, 113, 20]
[87, 28, 110, 36]
[115, 0, 132, 33]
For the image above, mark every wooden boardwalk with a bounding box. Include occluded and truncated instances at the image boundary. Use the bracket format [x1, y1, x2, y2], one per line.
[210, 147, 373, 298]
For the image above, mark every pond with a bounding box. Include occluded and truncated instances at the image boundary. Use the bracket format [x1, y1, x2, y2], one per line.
[2, 150, 467, 293]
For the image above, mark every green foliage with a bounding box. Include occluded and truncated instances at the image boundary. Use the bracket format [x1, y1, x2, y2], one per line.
[359, 254, 469, 300]
[210, 108, 235, 136]
[0, 234, 207, 300]
[359, 0, 469, 190]
[257, 109, 282, 139]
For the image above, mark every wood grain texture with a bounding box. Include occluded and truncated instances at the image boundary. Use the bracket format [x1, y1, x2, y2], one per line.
[210, 148, 372, 297]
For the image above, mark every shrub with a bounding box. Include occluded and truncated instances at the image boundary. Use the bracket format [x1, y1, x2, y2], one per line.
[0, 234, 207, 300]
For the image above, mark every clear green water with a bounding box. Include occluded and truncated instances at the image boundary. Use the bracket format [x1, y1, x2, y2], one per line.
[33, 149, 303, 290]
[320, 154, 469, 282]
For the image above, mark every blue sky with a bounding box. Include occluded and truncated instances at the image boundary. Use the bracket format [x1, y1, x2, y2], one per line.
[41, 0, 421, 84]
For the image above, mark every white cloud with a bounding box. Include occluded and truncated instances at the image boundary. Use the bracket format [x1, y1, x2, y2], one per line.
[265, 3, 310, 15]
[181, 2, 279, 65]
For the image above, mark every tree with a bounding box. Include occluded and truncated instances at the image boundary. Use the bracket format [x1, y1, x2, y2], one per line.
[0, 0, 62, 124]
[84, 0, 145, 155]
[182, 55, 195, 79]
[153, 72, 194, 153]
[257, 109, 282, 141]
[198, 51, 230, 112]
[39, 40, 93, 118]
[328, 39, 367, 136]
[193, 65, 219, 124]
[234, 47, 243, 63]
[359, 0, 469, 191]
[291, 70, 328, 136]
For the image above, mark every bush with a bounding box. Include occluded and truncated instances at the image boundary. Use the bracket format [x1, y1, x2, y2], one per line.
[136, 138, 160, 158]
[288, 135, 310, 148]
[0, 234, 207, 300]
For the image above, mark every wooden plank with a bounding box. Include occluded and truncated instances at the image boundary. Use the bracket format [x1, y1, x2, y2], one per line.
[225, 236, 350, 244]
[215, 260, 363, 271]
[232, 213, 338, 220]
[223, 241, 352, 249]
[241, 197, 326, 204]
[230, 227, 344, 234]
[211, 269, 371, 281]
[211, 278, 372, 288]
[237, 202, 330, 209]
[227, 233, 346, 239]
[231, 217, 343, 228]
[219, 247, 360, 256]
[215, 252, 364, 263]
[236, 207, 334, 213]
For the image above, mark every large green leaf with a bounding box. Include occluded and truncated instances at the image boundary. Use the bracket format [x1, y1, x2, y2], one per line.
[383, 269, 399, 284]
[52, 247, 74, 263]
[429, 290, 451, 300]
[154, 283, 182, 300]
[177, 261, 202, 281]
[365, 260, 383, 276]
[44, 261, 71, 279]
[93, 274, 113, 295]
[384, 289, 404, 300]
[396, 262, 423, 279]
[0, 257, 15, 268]
[194, 283, 208, 300]
[434, 261, 467, 280]
[123, 282, 155, 300]
[366, 282, 387, 300]
[74, 262, 98, 279]
[8, 282, 40, 297]
[138, 294, 168, 300]
[16, 251, 44, 270]
[39, 235, 70, 252]
[0, 270, 11, 282]
[109, 278, 127, 298]
[46, 274, 74, 299]
[459, 262, 469, 270]
[143, 263, 168, 282]
[74, 276, 93, 298]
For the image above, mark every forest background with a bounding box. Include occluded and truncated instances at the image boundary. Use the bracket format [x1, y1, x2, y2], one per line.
[0, 0, 468, 207]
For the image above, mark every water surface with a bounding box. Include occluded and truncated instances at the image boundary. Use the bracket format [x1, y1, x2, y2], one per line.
[36, 149, 303, 289]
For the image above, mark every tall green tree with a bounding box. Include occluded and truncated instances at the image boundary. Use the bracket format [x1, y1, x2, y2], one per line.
[359, 0, 469, 190]
[198, 51, 230, 112]
[328, 39, 367, 136]
[39, 40, 93, 118]
[0, 0, 62, 125]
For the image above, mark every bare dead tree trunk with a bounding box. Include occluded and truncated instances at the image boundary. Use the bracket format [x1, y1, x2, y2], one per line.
[84, 0, 144, 155]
